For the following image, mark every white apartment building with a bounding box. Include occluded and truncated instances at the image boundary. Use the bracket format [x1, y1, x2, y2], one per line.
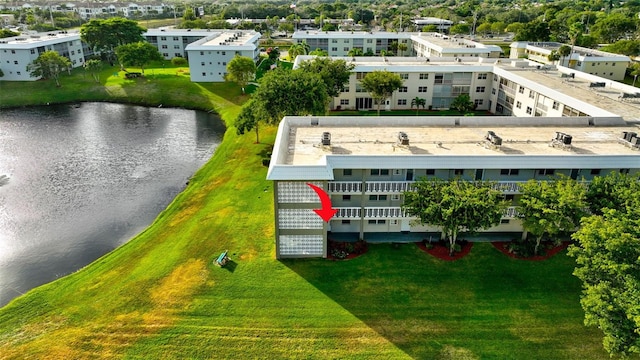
[292, 31, 412, 57]
[412, 17, 453, 31]
[510, 42, 630, 81]
[272, 57, 640, 258]
[293, 55, 626, 118]
[0, 31, 90, 81]
[184, 30, 261, 82]
[144, 28, 214, 60]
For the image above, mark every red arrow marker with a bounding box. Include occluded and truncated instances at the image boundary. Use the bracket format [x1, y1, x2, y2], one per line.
[307, 183, 338, 222]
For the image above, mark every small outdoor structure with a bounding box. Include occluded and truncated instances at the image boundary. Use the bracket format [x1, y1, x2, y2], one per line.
[215, 250, 229, 267]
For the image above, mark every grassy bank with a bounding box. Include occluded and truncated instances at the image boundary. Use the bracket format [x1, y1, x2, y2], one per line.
[0, 68, 616, 359]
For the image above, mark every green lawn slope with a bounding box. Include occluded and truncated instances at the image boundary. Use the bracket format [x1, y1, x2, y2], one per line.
[0, 65, 620, 359]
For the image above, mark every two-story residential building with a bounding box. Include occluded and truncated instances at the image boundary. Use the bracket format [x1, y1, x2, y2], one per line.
[270, 58, 640, 258]
[144, 28, 214, 59]
[0, 31, 90, 81]
[510, 42, 630, 81]
[411, 32, 502, 58]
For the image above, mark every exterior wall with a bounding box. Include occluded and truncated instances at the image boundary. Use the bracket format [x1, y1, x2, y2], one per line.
[0, 34, 87, 81]
[293, 31, 411, 56]
[187, 48, 256, 82]
[274, 181, 327, 258]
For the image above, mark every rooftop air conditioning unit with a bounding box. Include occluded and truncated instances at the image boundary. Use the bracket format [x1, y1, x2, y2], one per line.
[398, 131, 409, 145]
[321, 132, 331, 145]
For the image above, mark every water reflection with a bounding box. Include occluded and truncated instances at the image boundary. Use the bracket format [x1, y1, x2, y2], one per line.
[0, 102, 225, 307]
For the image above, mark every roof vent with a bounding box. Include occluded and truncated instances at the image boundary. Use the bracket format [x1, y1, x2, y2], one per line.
[398, 131, 409, 145]
[321, 132, 331, 146]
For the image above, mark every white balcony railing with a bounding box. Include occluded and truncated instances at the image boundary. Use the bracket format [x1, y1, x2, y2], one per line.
[327, 181, 362, 194]
[366, 181, 415, 193]
[335, 206, 520, 220]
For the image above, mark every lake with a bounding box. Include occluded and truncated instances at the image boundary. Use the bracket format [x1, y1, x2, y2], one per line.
[0, 102, 225, 307]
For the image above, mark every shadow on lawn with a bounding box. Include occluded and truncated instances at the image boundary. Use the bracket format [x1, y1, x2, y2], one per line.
[281, 242, 601, 359]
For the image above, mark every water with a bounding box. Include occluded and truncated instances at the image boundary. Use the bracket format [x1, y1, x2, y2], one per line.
[0, 102, 225, 307]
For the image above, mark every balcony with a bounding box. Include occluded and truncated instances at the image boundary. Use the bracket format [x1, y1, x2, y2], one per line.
[336, 206, 519, 220]
[327, 181, 361, 194]
[366, 181, 415, 193]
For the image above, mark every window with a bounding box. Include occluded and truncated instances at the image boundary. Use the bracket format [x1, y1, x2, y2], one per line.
[223, 62, 226, 66]
[13, 61, 17, 65]
[538, 169, 555, 175]
[163, 52, 169, 57]
[418, 86, 428, 93]
[369, 195, 388, 201]
[332, 39, 338, 43]
[476, 86, 485, 93]
[474, 99, 483, 106]
[491, 88, 496, 95]
[454, 169, 464, 175]
[342, 220, 351, 224]
[398, 99, 407, 105]
[526, 106, 532, 115]
[201, 62, 205, 66]
[391, 194, 400, 201]
[343, 47, 349, 51]
[173, 36, 179, 41]
[367, 39, 373, 43]
[620, 168, 630, 174]
[30, 49, 35, 54]
[552, 101, 559, 110]
[160, 36, 166, 40]
[331, 47, 338, 52]
[398, 86, 408, 92]
[529, 90, 535, 99]
[419, 73, 429, 79]
[368, 219, 386, 224]
[174, 45, 180, 49]
[400, 73, 409, 79]
[390, 219, 398, 225]
[340, 99, 349, 105]
[518, 86, 524, 94]
[370, 169, 389, 176]
[500, 219, 510, 224]
[343, 169, 352, 176]
[200, 51, 204, 55]
[426, 169, 435, 175]
[477, 73, 487, 79]
[500, 169, 519, 175]
[342, 195, 351, 201]
[368, 219, 377, 224]
[516, 101, 522, 109]
[590, 169, 601, 175]
[161, 45, 167, 49]
[201, 72, 206, 76]
[504, 194, 515, 201]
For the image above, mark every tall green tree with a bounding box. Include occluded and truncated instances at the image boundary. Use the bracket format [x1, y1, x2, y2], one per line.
[517, 176, 587, 254]
[80, 18, 145, 65]
[450, 94, 474, 113]
[514, 20, 550, 42]
[591, 12, 637, 43]
[115, 41, 162, 75]
[601, 40, 640, 56]
[297, 57, 355, 98]
[235, 68, 328, 142]
[359, 70, 403, 115]
[569, 210, 640, 357]
[26, 50, 71, 87]
[558, 45, 571, 66]
[586, 172, 640, 215]
[403, 178, 506, 256]
[225, 56, 256, 94]
[83, 59, 103, 83]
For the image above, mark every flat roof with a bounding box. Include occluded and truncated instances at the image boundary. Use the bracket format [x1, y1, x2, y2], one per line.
[411, 33, 501, 52]
[0, 31, 79, 47]
[284, 119, 640, 166]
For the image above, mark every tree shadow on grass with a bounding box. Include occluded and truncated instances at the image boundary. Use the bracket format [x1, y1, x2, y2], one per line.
[281, 242, 606, 359]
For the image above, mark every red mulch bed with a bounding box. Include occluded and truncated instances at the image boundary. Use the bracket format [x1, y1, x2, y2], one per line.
[491, 241, 570, 261]
[416, 241, 473, 261]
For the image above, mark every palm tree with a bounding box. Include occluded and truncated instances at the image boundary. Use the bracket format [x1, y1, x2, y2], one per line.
[630, 63, 640, 87]
[347, 48, 364, 57]
[558, 45, 571, 67]
[288, 42, 309, 61]
[411, 97, 426, 115]
[398, 43, 408, 56]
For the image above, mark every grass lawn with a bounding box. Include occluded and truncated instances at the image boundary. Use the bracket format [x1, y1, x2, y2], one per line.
[0, 66, 624, 359]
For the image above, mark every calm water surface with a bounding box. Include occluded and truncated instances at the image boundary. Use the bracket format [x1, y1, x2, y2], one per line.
[0, 102, 225, 307]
